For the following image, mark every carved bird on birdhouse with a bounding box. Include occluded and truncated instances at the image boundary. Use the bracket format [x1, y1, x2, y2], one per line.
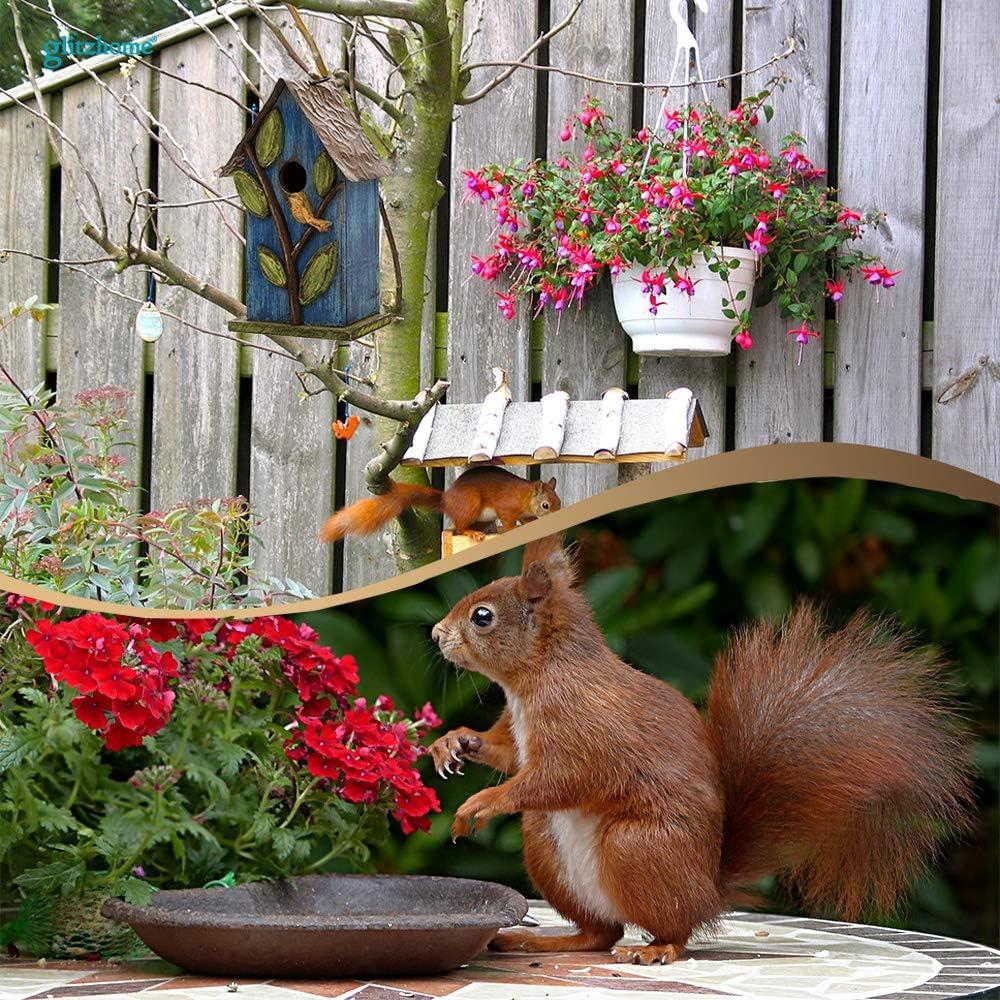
[287, 190, 332, 232]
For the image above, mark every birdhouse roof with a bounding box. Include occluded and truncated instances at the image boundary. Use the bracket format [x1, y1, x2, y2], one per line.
[402, 387, 708, 467]
[219, 78, 389, 182]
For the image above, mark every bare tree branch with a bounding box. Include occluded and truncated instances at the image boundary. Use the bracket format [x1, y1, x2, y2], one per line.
[333, 68, 405, 123]
[6, 0, 108, 236]
[464, 36, 798, 95]
[459, 0, 584, 104]
[288, 0, 430, 25]
[284, 1, 333, 76]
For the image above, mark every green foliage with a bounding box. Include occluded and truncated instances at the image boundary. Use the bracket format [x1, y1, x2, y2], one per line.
[298, 480, 998, 943]
[0, 320, 310, 608]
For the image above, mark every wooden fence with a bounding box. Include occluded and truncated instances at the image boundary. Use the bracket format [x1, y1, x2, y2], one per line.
[0, 0, 996, 598]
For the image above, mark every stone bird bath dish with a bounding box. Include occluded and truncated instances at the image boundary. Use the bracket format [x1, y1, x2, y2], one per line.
[102, 873, 528, 978]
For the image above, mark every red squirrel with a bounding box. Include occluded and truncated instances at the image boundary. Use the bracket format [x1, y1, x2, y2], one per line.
[320, 466, 560, 543]
[429, 534, 972, 965]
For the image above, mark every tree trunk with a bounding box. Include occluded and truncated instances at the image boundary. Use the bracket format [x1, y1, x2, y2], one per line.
[374, 54, 454, 572]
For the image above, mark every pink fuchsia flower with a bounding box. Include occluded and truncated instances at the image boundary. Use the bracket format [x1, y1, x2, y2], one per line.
[462, 169, 498, 203]
[517, 247, 542, 270]
[470, 254, 501, 280]
[837, 208, 862, 225]
[669, 182, 703, 209]
[825, 278, 844, 302]
[663, 109, 682, 133]
[583, 141, 596, 163]
[787, 321, 821, 365]
[647, 292, 664, 316]
[628, 207, 650, 232]
[637, 127, 651, 142]
[639, 268, 667, 295]
[520, 181, 536, 198]
[559, 123, 573, 142]
[734, 329, 753, 350]
[861, 265, 901, 288]
[609, 254, 626, 276]
[604, 217, 622, 234]
[746, 228, 775, 256]
[579, 102, 603, 128]
[767, 181, 789, 200]
[610, 158, 627, 176]
[672, 272, 701, 297]
[497, 293, 516, 320]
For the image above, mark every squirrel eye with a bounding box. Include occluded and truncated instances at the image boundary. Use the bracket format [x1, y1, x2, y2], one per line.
[470, 606, 494, 628]
[541, 501, 550, 510]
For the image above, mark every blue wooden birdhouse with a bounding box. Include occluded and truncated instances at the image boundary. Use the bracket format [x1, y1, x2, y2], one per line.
[221, 78, 390, 340]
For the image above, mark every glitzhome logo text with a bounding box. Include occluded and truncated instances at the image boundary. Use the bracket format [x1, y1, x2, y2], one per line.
[42, 34, 157, 70]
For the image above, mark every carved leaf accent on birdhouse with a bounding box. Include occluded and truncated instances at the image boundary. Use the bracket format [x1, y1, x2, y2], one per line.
[257, 245, 287, 288]
[255, 109, 284, 168]
[232, 170, 269, 218]
[299, 242, 339, 305]
[313, 151, 336, 197]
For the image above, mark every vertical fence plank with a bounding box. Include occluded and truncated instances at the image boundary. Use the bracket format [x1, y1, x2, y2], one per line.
[250, 12, 340, 596]
[0, 105, 49, 387]
[447, 0, 536, 405]
[57, 70, 151, 483]
[932, 0, 999, 480]
[736, 0, 828, 448]
[638, 0, 733, 459]
[151, 27, 244, 508]
[834, 0, 927, 452]
[543, 0, 635, 504]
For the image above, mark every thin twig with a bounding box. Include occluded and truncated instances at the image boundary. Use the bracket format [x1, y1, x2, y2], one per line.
[464, 36, 797, 96]
[459, 0, 583, 104]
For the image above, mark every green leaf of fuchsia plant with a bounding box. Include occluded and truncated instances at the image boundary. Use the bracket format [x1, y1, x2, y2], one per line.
[463, 74, 897, 357]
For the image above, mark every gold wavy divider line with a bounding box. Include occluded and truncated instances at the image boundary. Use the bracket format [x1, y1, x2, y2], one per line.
[2, 443, 997, 620]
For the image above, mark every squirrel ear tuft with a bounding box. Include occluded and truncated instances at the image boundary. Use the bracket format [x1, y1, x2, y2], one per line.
[521, 532, 577, 589]
[546, 477, 557, 489]
[521, 561, 552, 602]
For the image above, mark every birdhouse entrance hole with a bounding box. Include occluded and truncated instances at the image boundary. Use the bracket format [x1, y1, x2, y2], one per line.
[278, 160, 308, 193]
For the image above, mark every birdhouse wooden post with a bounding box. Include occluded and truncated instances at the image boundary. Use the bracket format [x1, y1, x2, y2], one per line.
[220, 78, 390, 341]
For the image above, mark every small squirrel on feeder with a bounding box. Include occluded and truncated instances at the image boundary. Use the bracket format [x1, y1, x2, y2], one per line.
[429, 534, 972, 965]
[319, 466, 560, 543]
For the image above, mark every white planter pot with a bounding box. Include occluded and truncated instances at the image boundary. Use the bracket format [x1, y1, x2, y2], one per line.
[611, 247, 757, 356]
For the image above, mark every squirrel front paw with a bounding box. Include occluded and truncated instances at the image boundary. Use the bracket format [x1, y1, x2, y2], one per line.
[430, 729, 483, 779]
[451, 787, 501, 840]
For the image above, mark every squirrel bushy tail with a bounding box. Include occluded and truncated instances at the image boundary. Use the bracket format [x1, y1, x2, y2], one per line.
[319, 480, 441, 543]
[707, 602, 973, 921]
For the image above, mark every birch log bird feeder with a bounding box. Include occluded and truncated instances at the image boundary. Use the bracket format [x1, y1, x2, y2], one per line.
[403, 379, 708, 469]
[419, 374, 708, 557]
[220, 78, 390, 341]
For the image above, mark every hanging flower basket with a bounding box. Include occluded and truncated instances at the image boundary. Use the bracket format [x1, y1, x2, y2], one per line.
[612, 247, 756, 356]
[462, 76, 898, 362]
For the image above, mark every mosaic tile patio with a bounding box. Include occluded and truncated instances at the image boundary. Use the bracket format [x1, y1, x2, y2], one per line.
[2, 905, 998, 1000]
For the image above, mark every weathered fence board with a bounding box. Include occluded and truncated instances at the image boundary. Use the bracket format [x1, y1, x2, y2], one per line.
[735, 0, 828, 448]
[151, 27, 243, 508]
[932, 0, 1000, 481]
[447, 4, 537, 406]
[56, 69, 151, 485]
[638, 0, 734, 461]
[0, 105, 48, 387]
[834, 0, 927, 453]
[250, 12, 341, 596]
[543, 0, 635, 504]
